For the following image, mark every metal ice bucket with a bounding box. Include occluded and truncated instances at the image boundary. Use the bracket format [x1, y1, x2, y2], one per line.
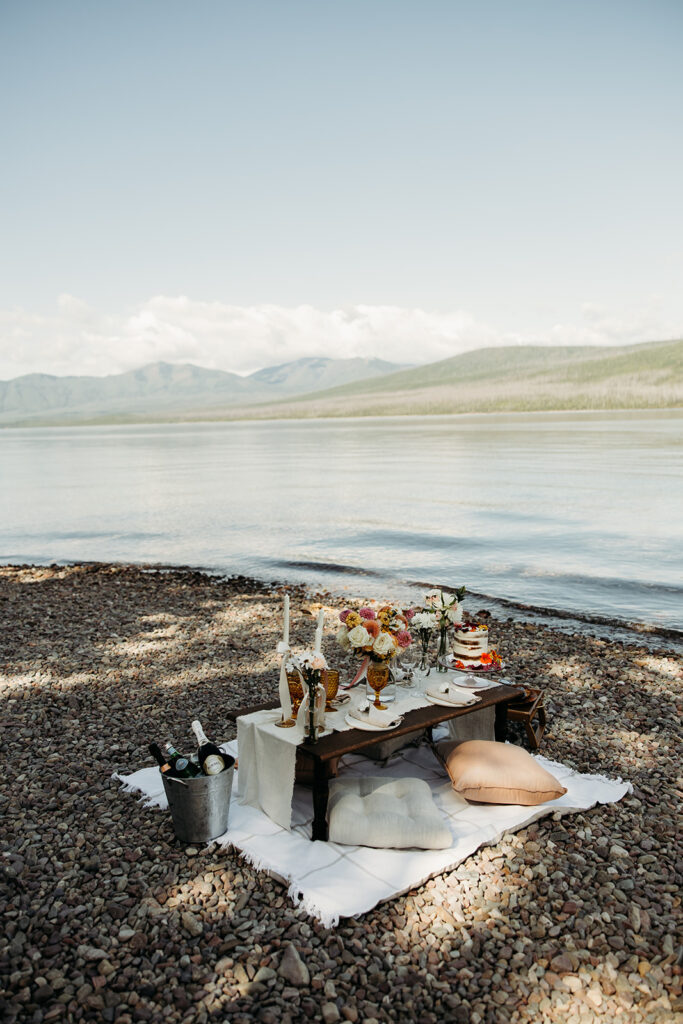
[162, 757, 235, 843]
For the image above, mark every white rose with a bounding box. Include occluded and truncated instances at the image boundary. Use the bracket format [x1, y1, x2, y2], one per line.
[336, 626, 351, 650]
[347, 624, 372, 649]
[446, 604, 463, 623]
[424, 589, 440, 607]
[372, 632, 396, 658]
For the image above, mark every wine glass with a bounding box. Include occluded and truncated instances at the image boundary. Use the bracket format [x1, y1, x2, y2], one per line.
[395, 645, 419, 689]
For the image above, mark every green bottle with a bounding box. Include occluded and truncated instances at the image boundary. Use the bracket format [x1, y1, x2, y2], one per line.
[163, 742, 203, 779]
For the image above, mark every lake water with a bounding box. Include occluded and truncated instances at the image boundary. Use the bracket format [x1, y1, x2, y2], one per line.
[1, 411, 681, 636]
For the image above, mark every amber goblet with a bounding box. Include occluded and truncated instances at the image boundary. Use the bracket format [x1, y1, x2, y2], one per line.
[321, 668, 340, 711]
[366, 661, 390, 710]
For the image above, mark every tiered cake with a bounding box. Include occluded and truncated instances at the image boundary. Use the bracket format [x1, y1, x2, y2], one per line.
[451, 623, 501, 669]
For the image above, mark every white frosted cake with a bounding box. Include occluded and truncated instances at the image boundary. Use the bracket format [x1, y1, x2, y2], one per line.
[450, 623, 502, 669]
[452, 623, 489, 661]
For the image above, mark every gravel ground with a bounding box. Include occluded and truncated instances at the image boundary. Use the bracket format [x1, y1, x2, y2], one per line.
[1, 562, 681, 1024]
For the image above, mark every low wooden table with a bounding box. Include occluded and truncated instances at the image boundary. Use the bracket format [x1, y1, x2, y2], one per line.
[228, 682, 522, 841]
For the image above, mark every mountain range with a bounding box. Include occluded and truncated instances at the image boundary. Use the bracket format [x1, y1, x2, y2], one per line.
[0, 356, 404, 426]
[1, 340, 681, 426]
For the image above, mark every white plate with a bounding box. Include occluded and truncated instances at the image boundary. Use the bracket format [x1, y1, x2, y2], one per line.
[425, 692, 479, 708]
[446, 672, 499, 690]
[344, 711, 403, 732]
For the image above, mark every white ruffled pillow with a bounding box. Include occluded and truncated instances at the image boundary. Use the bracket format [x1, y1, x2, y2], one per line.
[327, 777, 452, 849]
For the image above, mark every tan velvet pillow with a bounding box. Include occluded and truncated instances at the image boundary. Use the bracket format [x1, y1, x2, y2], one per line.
[437, 739, 567, 806]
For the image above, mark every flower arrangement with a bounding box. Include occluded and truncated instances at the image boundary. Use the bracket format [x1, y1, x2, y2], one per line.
[424, 587, 466, 628]
[287, 649, 328, 676]
[420, 586, 466, 672]
[408, 610, 438, 672]
[337, 605, 413, 663]
[286, 649, 327, 741]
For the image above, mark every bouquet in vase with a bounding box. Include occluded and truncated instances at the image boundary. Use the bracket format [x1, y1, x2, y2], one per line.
[336, 605, 413, 707]
[286, 649, 327, 741]
[423, 586, 466, 672]
[409, 610, 438, 672]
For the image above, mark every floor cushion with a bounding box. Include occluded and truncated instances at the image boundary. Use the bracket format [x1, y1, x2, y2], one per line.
[327, 776, 452, 849]
[436, 739, 567, 806]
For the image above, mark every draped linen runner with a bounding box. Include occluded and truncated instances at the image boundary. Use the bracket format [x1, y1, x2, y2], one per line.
[236, 674, 499, 828]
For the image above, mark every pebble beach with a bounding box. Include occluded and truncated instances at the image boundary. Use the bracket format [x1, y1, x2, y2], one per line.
[1, 562, 681, 1024]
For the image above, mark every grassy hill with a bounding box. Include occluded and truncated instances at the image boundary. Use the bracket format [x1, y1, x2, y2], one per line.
[218, 338, 683, 420]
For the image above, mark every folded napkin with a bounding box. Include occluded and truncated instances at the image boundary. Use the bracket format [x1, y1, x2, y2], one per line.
[349, 703, 402, 729]
[426, 684, 478, 706]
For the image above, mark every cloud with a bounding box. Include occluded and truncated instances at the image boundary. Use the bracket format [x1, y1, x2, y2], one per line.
[0, 294, 679, 380]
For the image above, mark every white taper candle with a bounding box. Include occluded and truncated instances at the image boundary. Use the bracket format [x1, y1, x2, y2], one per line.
[314, 608, 325, 652]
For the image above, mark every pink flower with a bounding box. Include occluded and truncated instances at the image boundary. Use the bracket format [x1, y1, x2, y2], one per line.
[404, 608, 416, 620]
[339, 609, 352, 623]
[359, 607, 376, 620]
[396, 630, 412, 648]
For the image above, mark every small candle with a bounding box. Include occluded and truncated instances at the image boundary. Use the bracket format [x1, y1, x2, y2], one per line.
[314, 609, 325, 652]
[283, 594, 290, 646]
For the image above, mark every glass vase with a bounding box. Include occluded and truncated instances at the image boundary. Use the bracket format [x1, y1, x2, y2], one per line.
[418, 632, 431, 673]
[436, 626, 450, 673]
[303, 670, 323, 741]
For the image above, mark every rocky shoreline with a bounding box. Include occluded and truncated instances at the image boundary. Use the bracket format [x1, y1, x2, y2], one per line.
[1, 562, 681, 1024]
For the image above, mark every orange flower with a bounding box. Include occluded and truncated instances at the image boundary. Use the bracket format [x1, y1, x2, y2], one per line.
[481, 653, 493, 665]
[364, 620, 381, 639]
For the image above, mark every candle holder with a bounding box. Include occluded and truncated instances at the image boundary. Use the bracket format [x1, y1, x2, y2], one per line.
[275, 671, 304, 728]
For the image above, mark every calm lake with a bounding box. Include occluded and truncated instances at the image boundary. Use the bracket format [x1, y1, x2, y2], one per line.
[1, 411, 681, 634]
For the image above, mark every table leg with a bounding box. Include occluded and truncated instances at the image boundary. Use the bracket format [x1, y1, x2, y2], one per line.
[494, 701, 508, 742]
[311, 758, 329, 842]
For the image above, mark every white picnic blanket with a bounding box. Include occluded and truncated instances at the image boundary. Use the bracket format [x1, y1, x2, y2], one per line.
[236, 673, 499, 828]
[115, 737, 631, 927]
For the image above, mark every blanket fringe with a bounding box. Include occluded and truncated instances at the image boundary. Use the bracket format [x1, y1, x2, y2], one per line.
[212, 837, 339, 926]
[286, 882, 339, 929]
[534, 756, 633, 794]
[111, 772, 167, 809]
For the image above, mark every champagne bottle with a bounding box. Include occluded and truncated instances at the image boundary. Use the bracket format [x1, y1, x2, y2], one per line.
[191, 720, 226, 775]
[163, 742, 203, 779]
[149, 743, 172, 776]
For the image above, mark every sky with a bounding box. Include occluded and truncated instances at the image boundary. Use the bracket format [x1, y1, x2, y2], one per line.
[1, 0, 682, 379]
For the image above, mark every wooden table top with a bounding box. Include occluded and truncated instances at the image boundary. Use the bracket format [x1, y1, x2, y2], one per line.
[227, 682, 522, 763]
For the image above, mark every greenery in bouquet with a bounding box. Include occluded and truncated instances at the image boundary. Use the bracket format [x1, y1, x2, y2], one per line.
[336, 605, 413, 663]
